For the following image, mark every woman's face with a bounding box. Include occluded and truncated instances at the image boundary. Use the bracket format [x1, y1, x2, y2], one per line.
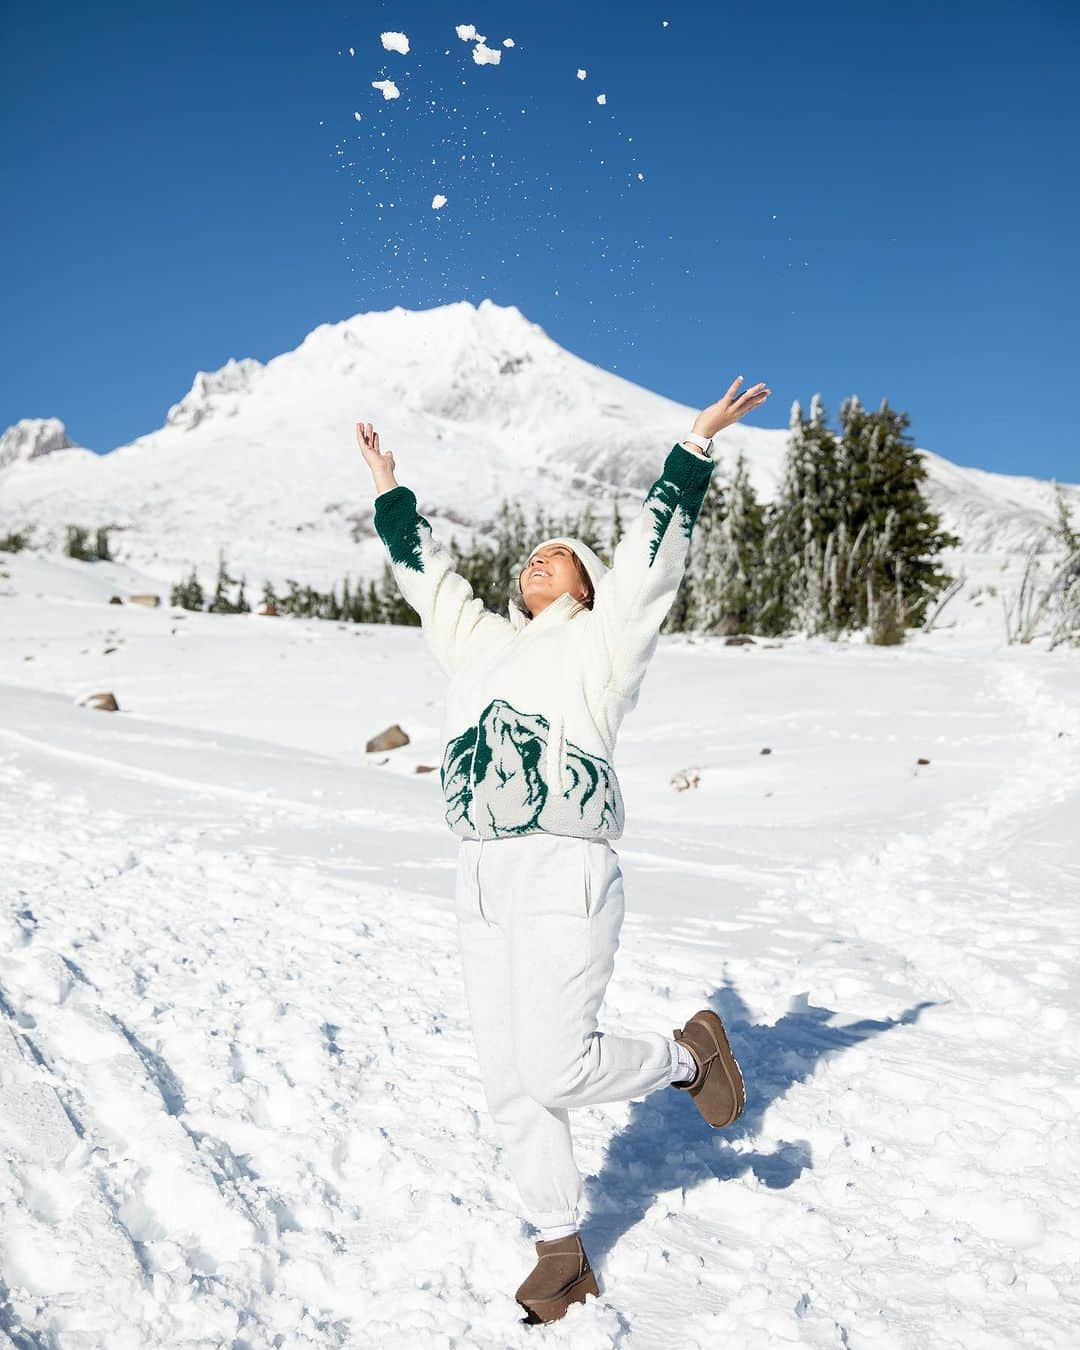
[519, 543, 590, 616]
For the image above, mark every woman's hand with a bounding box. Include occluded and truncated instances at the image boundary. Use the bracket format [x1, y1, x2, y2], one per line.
[692, 376, 771, 439]
[356, 421, 399, 494]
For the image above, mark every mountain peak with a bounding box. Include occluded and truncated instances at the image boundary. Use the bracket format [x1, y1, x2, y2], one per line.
[0, 417, 89, 469]
[165, 356, 265, 431]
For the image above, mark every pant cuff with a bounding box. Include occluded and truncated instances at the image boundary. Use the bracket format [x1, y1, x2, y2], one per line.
[530, 1207, 580, 1230]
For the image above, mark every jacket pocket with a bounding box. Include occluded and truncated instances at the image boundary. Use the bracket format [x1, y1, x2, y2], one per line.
[582, 838, 593, 919]
[545, 711, 565, 794]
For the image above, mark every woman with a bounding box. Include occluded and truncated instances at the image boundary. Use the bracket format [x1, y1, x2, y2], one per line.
[357, 374, 770, 1325]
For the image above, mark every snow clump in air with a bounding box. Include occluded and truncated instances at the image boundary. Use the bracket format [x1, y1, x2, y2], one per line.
[381, 32, 410, 55]
[432, 194, 448, 210]
[596, 93, 607, 105]
[577, 68, 587, 79]
[455, 23, 508, 65]
[371, 79, 400, 100]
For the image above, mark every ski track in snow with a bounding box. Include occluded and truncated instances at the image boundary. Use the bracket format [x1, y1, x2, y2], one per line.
[0, 655, 1078, 1347]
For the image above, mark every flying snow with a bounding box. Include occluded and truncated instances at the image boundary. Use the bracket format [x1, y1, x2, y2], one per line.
[597, 93, 607, 105]
[380, 32, 410, 56]
[454, 22, 510, 65]
[371, 79, 400, 100]
[577, 68, 587, 79]
[431, 194, 448, 210]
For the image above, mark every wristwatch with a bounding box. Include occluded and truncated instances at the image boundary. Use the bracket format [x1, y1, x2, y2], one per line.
[681, 431, 714, 458]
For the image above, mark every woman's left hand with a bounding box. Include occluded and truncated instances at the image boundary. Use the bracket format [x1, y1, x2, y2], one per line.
[692, 376, 771, 438]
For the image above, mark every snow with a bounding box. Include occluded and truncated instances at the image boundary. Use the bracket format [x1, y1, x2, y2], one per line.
[370, 79, 400, 101]
[380, 33, 409, 57]
[0, 527, 1078, 1344]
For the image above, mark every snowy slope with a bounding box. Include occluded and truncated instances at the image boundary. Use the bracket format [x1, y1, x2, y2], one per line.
[1, 300, 1077, 603]
[0, 551, 1078, 1347]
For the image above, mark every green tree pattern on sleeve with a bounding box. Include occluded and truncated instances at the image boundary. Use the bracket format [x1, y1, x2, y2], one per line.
[644, 445, 715, 565]
[373, 486, 427, 573]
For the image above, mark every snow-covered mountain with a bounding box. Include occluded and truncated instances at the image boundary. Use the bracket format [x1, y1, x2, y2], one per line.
[1, 299, 1075, 593]
[0, 417, 94, 472]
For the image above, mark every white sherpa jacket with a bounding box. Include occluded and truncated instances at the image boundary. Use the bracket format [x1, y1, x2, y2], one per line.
[373, 441, 715, 842]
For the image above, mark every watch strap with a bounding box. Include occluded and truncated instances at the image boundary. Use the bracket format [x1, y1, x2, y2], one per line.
[681, 431, 714, 458]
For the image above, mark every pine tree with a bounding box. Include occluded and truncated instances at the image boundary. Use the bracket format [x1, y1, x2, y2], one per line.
[757, 400, 813, 635]
[0, 528, 30, 553]
[701, 453, 765, 635]
[758, 394, 960, 641]
[841, 396, 961, 636]
[170, 567, 205, 610]
[65, 525, 92, 561]
[208, 548, 241, 613]
[606, 497, 624, 567]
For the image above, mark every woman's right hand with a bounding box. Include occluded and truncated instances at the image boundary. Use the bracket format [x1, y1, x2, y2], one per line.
[356, 421, 398, 492]
[692, 376, 771, 438]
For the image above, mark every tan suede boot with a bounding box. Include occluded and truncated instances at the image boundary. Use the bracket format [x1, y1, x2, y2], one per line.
[514, 1232, 600, 1325]
[671, 1008, 746, 1127]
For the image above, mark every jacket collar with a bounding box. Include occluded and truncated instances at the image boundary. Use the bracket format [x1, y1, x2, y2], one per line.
[507, 589, 585, 634]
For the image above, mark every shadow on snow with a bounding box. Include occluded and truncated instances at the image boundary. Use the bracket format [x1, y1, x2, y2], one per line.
[578, 979, 940, 1266]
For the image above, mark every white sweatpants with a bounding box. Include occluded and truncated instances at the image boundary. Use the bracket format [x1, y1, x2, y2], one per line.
[453, 832, 680, 1230]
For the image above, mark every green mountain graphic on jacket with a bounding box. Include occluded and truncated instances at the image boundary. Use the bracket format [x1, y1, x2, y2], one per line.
[441, 697, 621, 837]
[373, 441, 715, 842]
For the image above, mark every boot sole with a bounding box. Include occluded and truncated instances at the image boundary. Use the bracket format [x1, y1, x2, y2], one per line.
[517, 1268, 600, 1324]
[674, 1010, 746, 1128]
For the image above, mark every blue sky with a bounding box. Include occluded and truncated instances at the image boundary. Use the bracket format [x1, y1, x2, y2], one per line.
[3, 0, 1077, 481]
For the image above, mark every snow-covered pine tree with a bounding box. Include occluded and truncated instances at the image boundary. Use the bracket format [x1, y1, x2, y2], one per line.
[207, 548, 242, 614]
[169, 566, 205, 611]
[606, 498, 624, 567]
[694, 453, 764, 635]
[758, 399, 819, 635]
[366, 578, 381, 624]
[680, 461, 726, 634]
[839, 397, 961, 637]
[65, 525, 92, 561]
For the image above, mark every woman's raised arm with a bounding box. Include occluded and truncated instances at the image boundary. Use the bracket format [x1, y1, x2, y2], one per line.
[357, 421, 512, 676]
[590, 377, 771, 701]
